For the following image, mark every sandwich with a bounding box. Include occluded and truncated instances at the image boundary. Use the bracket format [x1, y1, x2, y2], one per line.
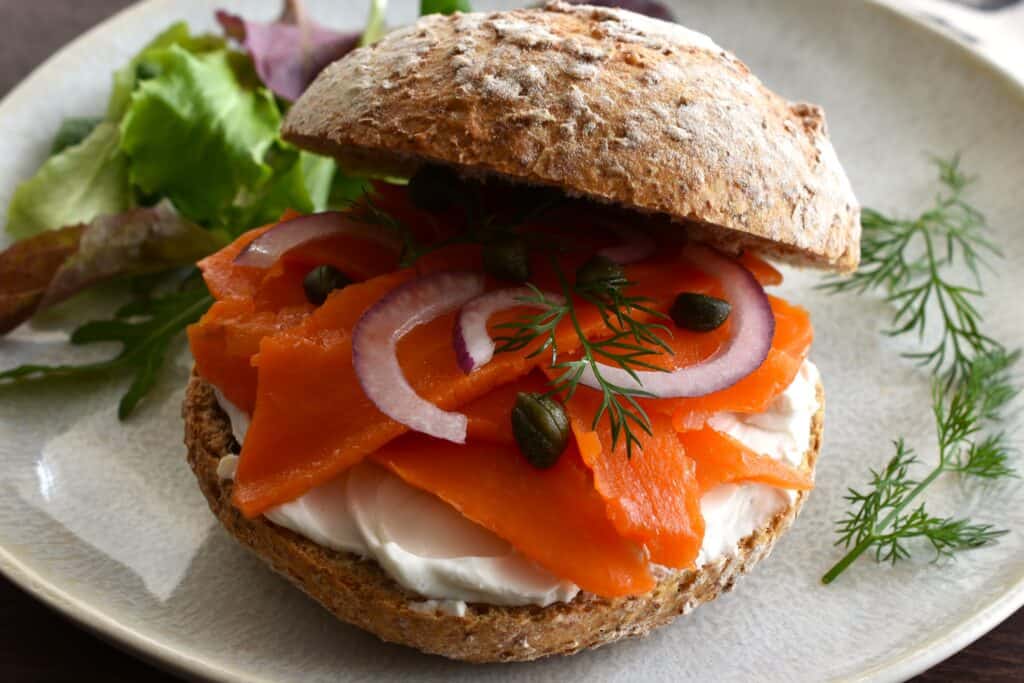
[183, 1, 858, 663]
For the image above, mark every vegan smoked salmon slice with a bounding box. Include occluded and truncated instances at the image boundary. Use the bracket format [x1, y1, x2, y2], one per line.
[232, 271, 612, 516]
[227, 257, 803, 516]
[563, 389, 706, 570]
[372, 435, 655, 597]
[547, 291, 812, 569]
[677, 427, 815, 494]
[229, 249, 738, 516]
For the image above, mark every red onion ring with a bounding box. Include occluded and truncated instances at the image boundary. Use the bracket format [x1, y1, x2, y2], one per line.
[577, 245, 775, 398]
[234, 211, 401, 268]
[597, 225, 657, 264]
[454, 288, 566, 373]
[352, 272, 486, 443]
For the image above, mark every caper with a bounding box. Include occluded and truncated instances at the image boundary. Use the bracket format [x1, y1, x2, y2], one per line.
[511, 392, 570, 469]
[407, 164, 462, 213]
[303, 265, 351, 306]
[482, 236, 531, 283]
[670, 292, 731, 332]
[575, 254, 627, 291]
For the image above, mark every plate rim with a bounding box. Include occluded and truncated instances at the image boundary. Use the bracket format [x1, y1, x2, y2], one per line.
[0, 1, 1022, 681]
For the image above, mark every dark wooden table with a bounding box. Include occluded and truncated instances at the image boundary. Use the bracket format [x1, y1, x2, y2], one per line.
[0, 0, 1020, 680]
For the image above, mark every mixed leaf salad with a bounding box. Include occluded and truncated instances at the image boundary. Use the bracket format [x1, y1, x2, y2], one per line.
[0, 0, 1018, 583]
[0, 0, 395, 416]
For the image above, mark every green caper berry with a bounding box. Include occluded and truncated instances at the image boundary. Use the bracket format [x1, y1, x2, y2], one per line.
[670, 292, 731, 332]
[407, 164, 462, 213]
[482, 237, 531, 283]
[511, 393, 570, 469]
[575, 254, 627, 291]
[303, 265, 351, 306]
[135, 60, 161, 81]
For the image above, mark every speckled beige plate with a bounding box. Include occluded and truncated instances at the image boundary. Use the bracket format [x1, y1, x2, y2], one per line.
[1, 1, 1022, 681]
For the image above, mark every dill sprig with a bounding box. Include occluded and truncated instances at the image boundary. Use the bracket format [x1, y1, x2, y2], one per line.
[820, 156, 1003, 387]
[822, 348, 1018, 584]
[821, 156, 1021, 583]
[494, 261, 672, 458]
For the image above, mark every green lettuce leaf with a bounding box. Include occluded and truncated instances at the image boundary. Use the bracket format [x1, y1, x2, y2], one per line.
[228, 147, 335, 229]
[107, 22, 225, 120]
[420, 0, 471, 15]
[6, 122, 134, 239]
[120, 45, 281, 228]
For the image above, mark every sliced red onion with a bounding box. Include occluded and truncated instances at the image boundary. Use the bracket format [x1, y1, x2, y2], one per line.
[577, 245, 775, 398]
[454, 288, 566, 374]
[234, 212, 400, 268]
[597, 225, 656, 265]
[352, 272, 486, 443]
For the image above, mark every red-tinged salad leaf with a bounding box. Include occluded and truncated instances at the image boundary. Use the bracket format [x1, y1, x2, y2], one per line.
[0, 202, 224, 334]
[562, 0, 674, 22]
[217, 0, 376, 101]
[0, 225, 82, 334]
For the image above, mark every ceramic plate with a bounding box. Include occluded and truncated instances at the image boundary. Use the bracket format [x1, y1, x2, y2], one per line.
[1, 1, 1022, 681]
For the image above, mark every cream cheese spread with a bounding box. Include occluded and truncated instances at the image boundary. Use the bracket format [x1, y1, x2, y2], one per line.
[214, 360, 819, 610]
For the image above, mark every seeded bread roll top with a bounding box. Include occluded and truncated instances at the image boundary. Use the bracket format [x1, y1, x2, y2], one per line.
[283, 1, 860, 272]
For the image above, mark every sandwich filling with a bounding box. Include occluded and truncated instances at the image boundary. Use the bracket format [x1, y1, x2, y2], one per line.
[215, 359, 817, 609]
[188, 176, 818, 603]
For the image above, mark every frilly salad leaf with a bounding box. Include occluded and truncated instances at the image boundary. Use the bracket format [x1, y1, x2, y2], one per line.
[108, 22, 226, 121]
[421, 0, 472, 15]
[6, 122, 134, 239]
[0, 202, 223, 333]
[228, 147, 335, 228]
[5, 24, 226, 240]
[120, 45, 282, 227]
[216, 0, 362, 102]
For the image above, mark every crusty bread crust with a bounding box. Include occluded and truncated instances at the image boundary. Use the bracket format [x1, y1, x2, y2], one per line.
[283, 2, 859, 272]
[183, 372, 823, 662]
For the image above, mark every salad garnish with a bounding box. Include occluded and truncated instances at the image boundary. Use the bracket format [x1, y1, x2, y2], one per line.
[0, 0, 403, 416]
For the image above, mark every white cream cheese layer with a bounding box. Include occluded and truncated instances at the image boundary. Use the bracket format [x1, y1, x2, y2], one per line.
[214, 360, 819, 609]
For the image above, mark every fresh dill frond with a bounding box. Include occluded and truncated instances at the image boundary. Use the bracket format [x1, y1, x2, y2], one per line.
[834, 439, 919, 551]
[874, 505, 1007, 565]
[494, 262, 672, 458]
[822, 349, 1019, 584]
[949, 432, 1016, 480]
[820, 155, 1003, 387]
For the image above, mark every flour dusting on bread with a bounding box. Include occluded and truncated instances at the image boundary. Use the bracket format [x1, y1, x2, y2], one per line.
[283, 2, 860, 271]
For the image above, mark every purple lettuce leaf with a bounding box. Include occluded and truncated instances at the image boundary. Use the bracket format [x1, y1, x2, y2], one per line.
[217, 0, 360, 101]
